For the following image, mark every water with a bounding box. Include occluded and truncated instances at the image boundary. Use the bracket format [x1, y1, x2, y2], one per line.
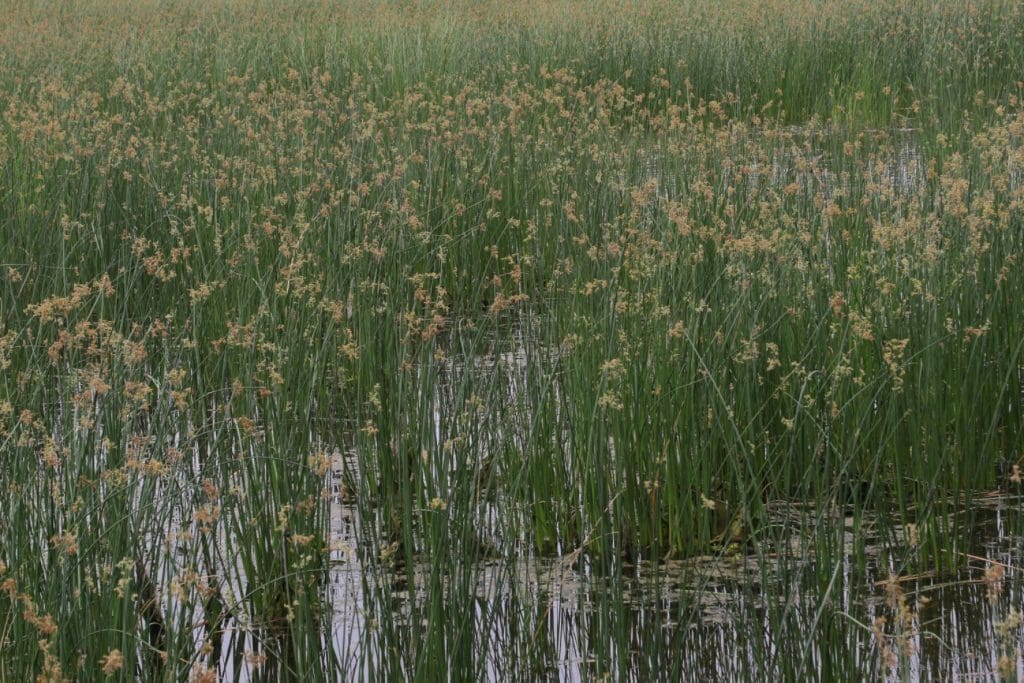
[317, 441, 1024, 681]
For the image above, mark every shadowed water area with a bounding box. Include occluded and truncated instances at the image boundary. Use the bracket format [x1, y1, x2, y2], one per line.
[319, 489, 1024, 681]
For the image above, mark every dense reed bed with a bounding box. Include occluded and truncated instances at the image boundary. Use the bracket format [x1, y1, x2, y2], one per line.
[2, 0, 1023, 679]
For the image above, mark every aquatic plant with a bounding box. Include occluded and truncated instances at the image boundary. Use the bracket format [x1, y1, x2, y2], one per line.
[1, 0, 1023, 679]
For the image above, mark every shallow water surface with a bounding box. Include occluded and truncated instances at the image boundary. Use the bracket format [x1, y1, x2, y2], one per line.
[320, 454, 1024, 682]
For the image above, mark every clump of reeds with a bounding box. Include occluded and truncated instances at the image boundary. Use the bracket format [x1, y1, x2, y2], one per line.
[1, 0, 1023, 678]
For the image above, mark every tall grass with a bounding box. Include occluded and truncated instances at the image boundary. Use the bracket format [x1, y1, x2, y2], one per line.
[1, 0, 1023, 679]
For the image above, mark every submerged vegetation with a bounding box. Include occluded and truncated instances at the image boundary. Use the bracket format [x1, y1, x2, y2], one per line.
[1, 0, 1024, 679]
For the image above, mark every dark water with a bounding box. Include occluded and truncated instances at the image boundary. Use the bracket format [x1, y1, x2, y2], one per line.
[320, 463, 1024, 681]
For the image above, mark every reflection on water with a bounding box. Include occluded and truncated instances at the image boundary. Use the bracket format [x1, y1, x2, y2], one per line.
[643, 125, 1023, 206]
[324, 452, 1024, 682]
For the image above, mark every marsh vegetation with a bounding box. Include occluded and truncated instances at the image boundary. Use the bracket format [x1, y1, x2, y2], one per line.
[1, 0, 1024, 679]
